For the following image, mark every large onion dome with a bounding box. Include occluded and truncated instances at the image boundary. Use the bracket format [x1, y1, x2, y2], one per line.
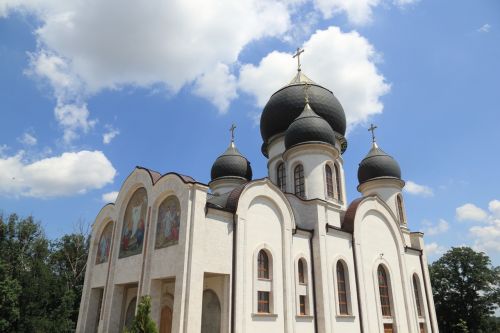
[210, 141, 252, 182]
[357, 143, 401, 184]
[285, 102, 336, 149]
[260, 72, 347, 155]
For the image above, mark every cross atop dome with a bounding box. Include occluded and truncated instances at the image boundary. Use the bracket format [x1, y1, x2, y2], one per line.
[293, 47, 304, 72]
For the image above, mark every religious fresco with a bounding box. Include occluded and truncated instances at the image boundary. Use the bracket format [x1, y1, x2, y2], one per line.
[155, 196, 180, 249]
[119, 188, 148, 258]
[95, 222, 113, 264]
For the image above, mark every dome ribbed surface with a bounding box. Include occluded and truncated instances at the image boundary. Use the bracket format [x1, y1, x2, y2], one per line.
[210, 143, 252, 181]
[357, 144, 401, 184]
[285, 103, 336, 149]
[260, 82, 346, 145]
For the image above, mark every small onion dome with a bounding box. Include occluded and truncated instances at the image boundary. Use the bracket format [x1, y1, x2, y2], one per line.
[285, 102, 336, 150]
[210, 141, 252, 182]
[357, 143, 401, 184]
[260, 72, 346, 148]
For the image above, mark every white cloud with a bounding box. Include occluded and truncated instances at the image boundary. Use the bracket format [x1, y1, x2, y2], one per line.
[470, 220, 500, 252]
[102, 191, 119, 203]
[54, 103, 96, 143]
[193, 63, 238, 113]
[456, 203, 488, 222]
[423, 219, 449, 236]
[312, 0, 418, 25]
[404, 180, 433, 197]
[488, 199, 500, 218]
[239, 26, 390, 128]
[424, 242, 446, 256]
[102, 127, 120, 145]
[478, 23, 491, 33]
[18, 132, 37, 146]
[0, 150, 116, 198]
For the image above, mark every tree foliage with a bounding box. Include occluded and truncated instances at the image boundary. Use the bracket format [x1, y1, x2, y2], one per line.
[0, 213, 89, 333]
[125, 295, 158, 333]
[429, 246, 500, 333]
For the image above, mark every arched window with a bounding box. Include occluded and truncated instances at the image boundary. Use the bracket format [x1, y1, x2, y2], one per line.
[277, 162, 286, 192]
[336, 261, 349, 315]
[124, 297, 137, 330]
[413, 274, 423, 317]
[294, 164, 305, 198]
[298, 258, 306, 284]
[256, 249, 272, 313]
[258, 250, 269, 279]
[334, 163, 342, 201]
[397, 194, 406, 224]
[377, 265, 392, 317]
[325, 165, 334, 198]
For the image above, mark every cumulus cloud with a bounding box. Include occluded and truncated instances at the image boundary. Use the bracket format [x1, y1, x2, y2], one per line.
[312, 0, 418, 25]
[239, 26, 390, 128]
[404, 180, 433, 197]
[102, 126, 120, 145]
[425, 242, 446, 257]
[478, 23, 491, 33]
[460, 200, 500, 254]
[423, 219, 449, 236]
[18, 132, 37, 146]
[456, 203, 488, 222]
[102, 191, 119, 203]
[0, 150, 116, 198]
[193, 63, 238, 113]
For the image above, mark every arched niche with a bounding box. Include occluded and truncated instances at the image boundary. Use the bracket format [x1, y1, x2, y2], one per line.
[155, 196, 181, 249]
[201, 289, 221, 333]
[96, 221, 113, 264]
[119, 187, 148, 258]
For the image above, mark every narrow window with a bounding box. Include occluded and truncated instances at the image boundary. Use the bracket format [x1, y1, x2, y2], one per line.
[277, 162, 286, 192]
[325, 165, 334, 198]
[397, 194, 405, 224]
[419, 323, 426, 333]
[378, 266, 392, 317]
[413, 274, 423, 317]
[334, 163, 341, 201]
[258, 291, 270, 313]
[258, 250, 269, 279]
[298, 259, 306, 284]
[299, 295, 307, 315]
[336, 261, 348, 315]
[294, 164, 305, 198]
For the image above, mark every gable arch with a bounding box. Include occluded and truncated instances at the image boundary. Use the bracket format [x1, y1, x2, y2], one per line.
[234, 179, 296, 231]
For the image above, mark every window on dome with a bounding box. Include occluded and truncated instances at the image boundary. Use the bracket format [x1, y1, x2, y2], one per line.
[397, 194, 406, 225]
[277, 162, 286, 192]
[294, 164, 305, 198]
[325, 164, 334, 198]
[334, 163, 342, 201]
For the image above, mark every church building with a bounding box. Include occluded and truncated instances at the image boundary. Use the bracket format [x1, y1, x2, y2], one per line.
[77, 51, 439, 333]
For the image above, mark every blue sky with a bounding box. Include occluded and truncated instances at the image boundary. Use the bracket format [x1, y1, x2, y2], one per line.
[0, 0, 499, 264]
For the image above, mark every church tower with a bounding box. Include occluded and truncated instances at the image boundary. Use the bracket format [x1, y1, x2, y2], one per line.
[259, 48, 348, 206]
[357, 126, 408, 229]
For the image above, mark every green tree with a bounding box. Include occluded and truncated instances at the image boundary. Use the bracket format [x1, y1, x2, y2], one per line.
[125, 295, 158, 333]
[429, 246, 500, 333]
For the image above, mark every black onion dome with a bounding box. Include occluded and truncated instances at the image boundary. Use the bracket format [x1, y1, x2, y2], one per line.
[285, 103, 336, 149]
[357, 143, 401, 184]
[260, 72, 346, 146]
[210, 142, 252, 181]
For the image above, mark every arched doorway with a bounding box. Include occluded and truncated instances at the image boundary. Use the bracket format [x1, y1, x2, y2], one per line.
[160, 306, 172, 333]
[201, 289, 221, 333]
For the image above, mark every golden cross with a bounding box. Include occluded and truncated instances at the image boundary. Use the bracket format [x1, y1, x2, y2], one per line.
[368, 123, 378, 143]
[293, 47, 304, 72]
[229, 123, 236, 142]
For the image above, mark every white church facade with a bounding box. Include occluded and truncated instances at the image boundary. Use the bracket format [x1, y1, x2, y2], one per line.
[77, 58, 439, 333]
